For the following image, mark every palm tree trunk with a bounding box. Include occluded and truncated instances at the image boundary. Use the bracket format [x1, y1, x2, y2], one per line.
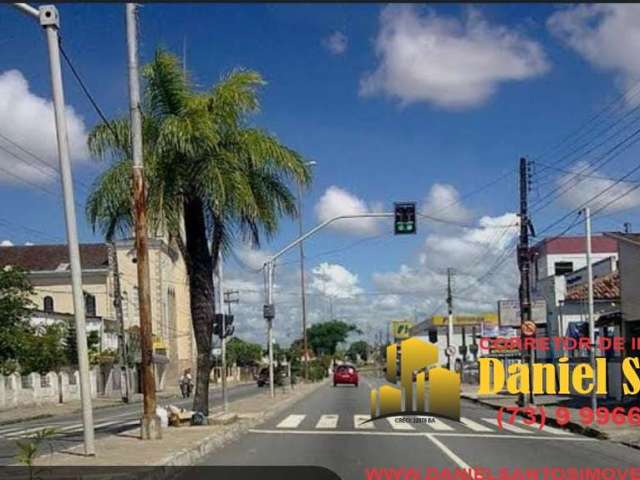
[184, 197, 215, 415]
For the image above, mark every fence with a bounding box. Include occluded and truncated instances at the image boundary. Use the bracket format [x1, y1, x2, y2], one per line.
[0, 370, 97, 410]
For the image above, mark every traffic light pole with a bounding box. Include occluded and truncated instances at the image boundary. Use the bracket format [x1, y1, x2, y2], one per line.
[216, 252, 228, 413]
[263, 213, 395, 397]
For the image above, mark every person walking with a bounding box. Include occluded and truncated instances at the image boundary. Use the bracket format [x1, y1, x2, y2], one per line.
[179, 369, 193, 398]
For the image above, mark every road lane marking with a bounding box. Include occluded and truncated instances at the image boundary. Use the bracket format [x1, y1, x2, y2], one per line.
[248, 429, 596, 441]
[354, 415, 374, 429]
[482, 418, 531, 434]
[387, 417, 415, 430]
[316, 414, 338, 429]
[460, 417, 493, 432]
[516, 418, 573, 436]
[276, 414, 306, 429]
[425, 433, 471, 469]
[424, 418, 454, 431]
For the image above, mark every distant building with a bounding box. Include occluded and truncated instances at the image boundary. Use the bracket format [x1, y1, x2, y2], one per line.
[0, 239, 196, 389]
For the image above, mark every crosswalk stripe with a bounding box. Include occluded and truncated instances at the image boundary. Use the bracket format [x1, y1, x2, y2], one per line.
[482, 418, 531, 434]
[387, 417, 415, 431]
[424, 417, 454, 431]
[316, 414, 338, 429]
[354, 415, 374, 429]
[460, 417, 494, 432]
[516, 419, 573, 436]
[277, 414, 306, 429]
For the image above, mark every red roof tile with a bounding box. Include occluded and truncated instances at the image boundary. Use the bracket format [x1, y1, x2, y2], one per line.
[565, 271, 620, 301]
[0, 243, 109, 272]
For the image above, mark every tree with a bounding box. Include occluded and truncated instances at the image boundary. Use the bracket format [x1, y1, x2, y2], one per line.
[20, 324, 66, 375]
[85, 49, 310, 414]
[64, 323, 100, 367]
[306, 321, 359, 356]
[0, 266, 35, 374]
[347, 340, 370, 363]
[226, 337, 262, 367]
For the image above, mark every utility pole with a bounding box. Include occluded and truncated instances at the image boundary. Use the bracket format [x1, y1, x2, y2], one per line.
[12, 3, 95, 456]
[109, 242, 130, 403]
[518, 157, 534, 406]
[446, 268, 454, 371]
[297, 181, 309, 381]
[584, 207, 598, 413]
[126, 3, 160, 440]
[297, 160, 316, 381]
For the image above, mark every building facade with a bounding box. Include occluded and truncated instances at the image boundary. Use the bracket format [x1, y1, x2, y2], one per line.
[0, 239, 196, 389]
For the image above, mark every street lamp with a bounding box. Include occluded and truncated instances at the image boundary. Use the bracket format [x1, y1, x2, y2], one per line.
[12, 3, 95, 455]
[298, 160, 316, 381]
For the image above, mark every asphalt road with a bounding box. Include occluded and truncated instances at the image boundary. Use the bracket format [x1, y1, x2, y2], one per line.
[199, 373, 640, 480]
[0, 382, 260, 465]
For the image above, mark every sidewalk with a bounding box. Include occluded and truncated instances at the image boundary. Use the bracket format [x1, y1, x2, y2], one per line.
[29, 379, 327, 467]
[0, 380, 251, 426]
[461, 384, 640, 448]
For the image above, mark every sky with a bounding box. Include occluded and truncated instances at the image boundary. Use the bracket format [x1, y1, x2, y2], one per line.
[2, 3, 640, 346]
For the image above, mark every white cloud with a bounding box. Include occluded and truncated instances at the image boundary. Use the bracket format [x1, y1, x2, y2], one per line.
[0, 70, 89, 185]
[311, 262, 363, 299]
[556, 162, 640, 212]
[233, 243, 272, 271]
[0, 240, 13, 247]
[421, 183, 472, 225]
[314, 186, 383, 235]
[324, 31, 348, 55]
[548, 5, 640, 104]
[360, 5, 549, 109]
[220, 184, 521, 346]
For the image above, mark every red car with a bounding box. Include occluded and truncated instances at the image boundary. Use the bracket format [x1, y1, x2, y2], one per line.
[333, 364, 358, 387]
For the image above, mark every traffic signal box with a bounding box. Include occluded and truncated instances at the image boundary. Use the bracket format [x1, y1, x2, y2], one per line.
[394, 202, 416, 235]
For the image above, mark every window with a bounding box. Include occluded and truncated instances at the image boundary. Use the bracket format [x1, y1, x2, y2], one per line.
[554, 261, 574, 276]
[43, 296, 54, 313]
[84, 292, 96, 317]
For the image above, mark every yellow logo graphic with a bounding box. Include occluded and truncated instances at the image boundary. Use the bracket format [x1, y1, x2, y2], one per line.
[369, 337, 461, 421]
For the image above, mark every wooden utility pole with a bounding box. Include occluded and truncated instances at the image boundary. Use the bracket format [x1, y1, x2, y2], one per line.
[517, 157, 534, 406]
[126, 4, 160, 439]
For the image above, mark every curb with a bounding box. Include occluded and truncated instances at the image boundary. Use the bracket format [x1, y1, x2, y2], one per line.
[152, 379, 329, 471]
[461, 393, 608, 440]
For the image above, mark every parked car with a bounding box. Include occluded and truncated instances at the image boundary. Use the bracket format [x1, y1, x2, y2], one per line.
[333, 364, 358, 387]
[256, 366, 285, 387]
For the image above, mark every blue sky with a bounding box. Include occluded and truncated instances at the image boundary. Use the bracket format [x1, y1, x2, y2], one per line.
[2, 4, 640, 341]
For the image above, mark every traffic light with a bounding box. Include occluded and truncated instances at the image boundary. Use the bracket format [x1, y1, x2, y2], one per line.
[394, 202, 416, 235]
[213, 313, 234, 339]
[428, 327, 438, 344]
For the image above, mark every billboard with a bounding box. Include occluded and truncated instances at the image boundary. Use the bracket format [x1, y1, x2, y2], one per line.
[391, 320, 413, 340]
[431, 313, 498, 326]
[498, 299, 547, 327]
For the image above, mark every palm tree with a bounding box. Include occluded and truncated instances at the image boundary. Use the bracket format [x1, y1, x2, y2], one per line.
[86, 49, 310, 414]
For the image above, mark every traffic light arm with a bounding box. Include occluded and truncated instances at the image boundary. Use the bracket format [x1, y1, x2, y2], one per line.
[265, 212, 395, 267]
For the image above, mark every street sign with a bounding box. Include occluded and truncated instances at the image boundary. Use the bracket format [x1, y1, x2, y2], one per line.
[446, 345, 456, 357]
[498, 299, 547, 326]
[394, 202, 416, 235]
[212, 347, 222, 357]
[521, 321, 537, 337]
